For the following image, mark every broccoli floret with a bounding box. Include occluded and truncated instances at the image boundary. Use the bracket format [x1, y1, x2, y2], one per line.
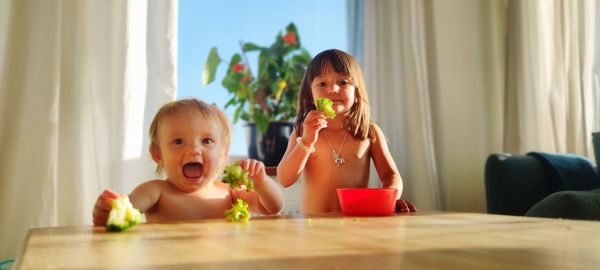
[106, 196, 141, 232]
[224, 198, 251, 222]
[315, 97, 336, 119]
[222, 163, 253, 191]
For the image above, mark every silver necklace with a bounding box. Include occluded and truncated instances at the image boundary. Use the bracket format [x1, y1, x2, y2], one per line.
[323, 130, 349, 167]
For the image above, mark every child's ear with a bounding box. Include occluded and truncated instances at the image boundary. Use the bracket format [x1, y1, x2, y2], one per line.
[220, 146, 229, 166]
[150, 145, 163, 166]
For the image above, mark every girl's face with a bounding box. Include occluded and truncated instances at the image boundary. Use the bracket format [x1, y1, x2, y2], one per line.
[152, 110, 225, 193]
[310, 69, 356, 116]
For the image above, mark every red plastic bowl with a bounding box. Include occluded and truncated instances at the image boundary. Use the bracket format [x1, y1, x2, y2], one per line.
[337, 188, 398, 216]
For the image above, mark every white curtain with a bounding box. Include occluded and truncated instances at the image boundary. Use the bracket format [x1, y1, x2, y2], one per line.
[505, 0, 597, 156]
[361, 0, 598, 213]
[0, 0, 177, 259]
[363, 0, 442, 210]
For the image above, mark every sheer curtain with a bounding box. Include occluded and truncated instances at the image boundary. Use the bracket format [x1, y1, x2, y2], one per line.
[362, 0, 442, 210]
[0, 0, 177, 259]
[505, 0, 596, 156]
[360, 0, 597, 213]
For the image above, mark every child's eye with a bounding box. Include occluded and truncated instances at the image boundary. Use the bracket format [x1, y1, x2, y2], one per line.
[202, 138, 214, 144]
[341, 80, 350, 86]
[173, 138, 183, 145]
[315, 82, 327, 88]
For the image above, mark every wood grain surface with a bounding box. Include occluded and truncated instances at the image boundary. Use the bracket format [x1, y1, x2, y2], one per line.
[15, 212, 600, 269]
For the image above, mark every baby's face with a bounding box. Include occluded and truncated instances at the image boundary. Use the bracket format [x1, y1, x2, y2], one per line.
[154, 110, 225, 193]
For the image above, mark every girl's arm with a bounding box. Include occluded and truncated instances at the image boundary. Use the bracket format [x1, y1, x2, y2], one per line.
[277, 111, 327, 187]
[370, 123, 403, 199]
[276, 131, 310, 187]
[236, 159, 284, 215]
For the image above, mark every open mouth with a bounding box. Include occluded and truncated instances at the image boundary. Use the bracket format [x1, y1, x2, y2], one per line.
[182, 162, 203, 178]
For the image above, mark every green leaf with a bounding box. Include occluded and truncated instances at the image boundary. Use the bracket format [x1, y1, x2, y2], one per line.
[243, 42, 263, 51]
[229, 54, 242, 68]
[222, 76, 240, 94]
[286, 23, 298, 34]
[203, 47, 221, 86]
[224, 98, 237, 109]
[240, 112, 249, 122]
[254, 111, 270, 133]
[233, 105, 244, 123]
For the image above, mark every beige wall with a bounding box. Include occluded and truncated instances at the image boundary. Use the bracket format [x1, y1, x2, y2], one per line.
[429, 0, 504, 212]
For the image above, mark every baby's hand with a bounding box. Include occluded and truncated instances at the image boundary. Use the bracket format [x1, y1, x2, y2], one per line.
[222, 163, 252, 190]
[237, 159, 268, 187]
[93, 189, 120, 226]
[302, 110, 328, 145]
[395, 199, 417, 213]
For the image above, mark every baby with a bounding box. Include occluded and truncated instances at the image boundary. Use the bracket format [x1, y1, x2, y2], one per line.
[93, 98, 284, 225]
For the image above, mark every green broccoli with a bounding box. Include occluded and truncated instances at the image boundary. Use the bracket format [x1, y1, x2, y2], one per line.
[222, 163, 253, 191]
[315, 97, 336, 119]
[106, 196, 141, 232]
[224, 198, 251, 222]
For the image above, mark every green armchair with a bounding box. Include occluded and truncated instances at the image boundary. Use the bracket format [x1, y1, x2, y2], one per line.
[484, 133, 600, 220]
[485, 154, 552, 216]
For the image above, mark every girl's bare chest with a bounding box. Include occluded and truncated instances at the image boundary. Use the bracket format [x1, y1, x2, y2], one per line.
[311, 137, 371, 165]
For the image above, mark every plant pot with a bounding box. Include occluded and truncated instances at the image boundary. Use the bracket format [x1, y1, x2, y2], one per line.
[246, 122, 294, 166]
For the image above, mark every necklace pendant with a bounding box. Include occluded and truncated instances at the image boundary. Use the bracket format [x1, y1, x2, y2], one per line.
[333, 151, 346, 167]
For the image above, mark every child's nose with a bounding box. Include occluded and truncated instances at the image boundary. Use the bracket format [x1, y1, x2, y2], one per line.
[187, 142, 202, 156]
[328, 84, 340, 93]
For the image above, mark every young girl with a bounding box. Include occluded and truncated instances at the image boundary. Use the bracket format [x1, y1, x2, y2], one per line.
[277, 49, 416, 214]
[93, 98, 284, 225]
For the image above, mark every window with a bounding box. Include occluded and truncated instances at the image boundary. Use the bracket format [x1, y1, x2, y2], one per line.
[178, 0, 348, 155]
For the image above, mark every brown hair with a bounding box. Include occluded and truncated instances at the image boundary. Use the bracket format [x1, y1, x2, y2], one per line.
[295, 49, 372, 140]
[148, 98, 231, 175]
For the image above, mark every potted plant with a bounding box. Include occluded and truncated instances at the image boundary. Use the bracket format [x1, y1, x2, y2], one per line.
[203, 23, 311, 166]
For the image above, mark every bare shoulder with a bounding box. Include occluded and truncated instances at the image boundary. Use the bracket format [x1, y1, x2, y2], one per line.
[131, 179, 168, 194]
[137, 179, 167, 188]
[369, 123, 386, 143]
[214, 180, 231, 191]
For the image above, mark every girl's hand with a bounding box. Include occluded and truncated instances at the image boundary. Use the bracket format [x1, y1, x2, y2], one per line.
[395, 199, 417, 213]
[93, 189, 121, 226]
[302, 110, 328, 145]
[237, 159, 267, 186]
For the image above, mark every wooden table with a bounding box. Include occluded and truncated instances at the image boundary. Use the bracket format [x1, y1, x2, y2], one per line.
[15, 212, 600, 269]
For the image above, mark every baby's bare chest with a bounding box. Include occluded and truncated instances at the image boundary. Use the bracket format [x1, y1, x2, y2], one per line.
[150, 191, 232, 221]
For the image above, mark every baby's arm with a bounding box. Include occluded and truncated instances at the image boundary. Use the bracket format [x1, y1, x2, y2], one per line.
[370, 124, 403, 198]
[277, 111, 327, 187]
[93, 189, 120, 226]
[92, 181, 162, 226]
[127, 180, 163, 214]
[236, 159, 284, 215]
